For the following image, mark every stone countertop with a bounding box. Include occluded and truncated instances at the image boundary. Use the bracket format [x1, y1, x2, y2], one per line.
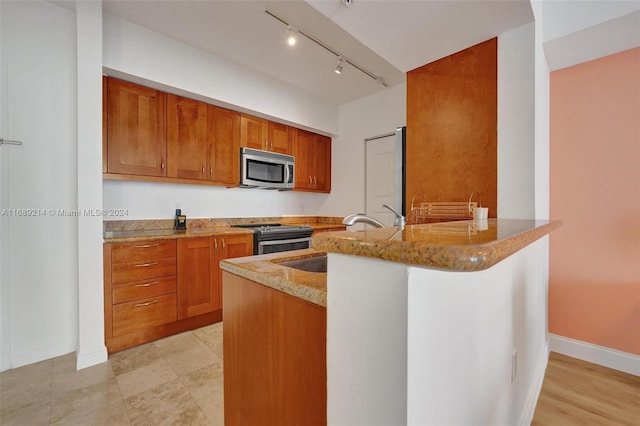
[312, 219, 561, 272]
[103, 226, 255, 243]
[103, 217, 345, 243]
[220, 249, 327, 307]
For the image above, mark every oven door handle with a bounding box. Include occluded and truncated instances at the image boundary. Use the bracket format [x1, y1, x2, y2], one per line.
[258, 237, 312, 255]
[284, 165, 291, 185]
[258, 237, 311, 247]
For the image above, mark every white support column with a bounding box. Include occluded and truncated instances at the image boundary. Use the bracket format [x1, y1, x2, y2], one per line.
[76, 0, 107, 369]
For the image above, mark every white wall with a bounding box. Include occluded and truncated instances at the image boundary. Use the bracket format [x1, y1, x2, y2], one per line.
[103, 181, 330, 220]
[407, 239, 548, 425]
[0, 0, 78, 369]
[76, 0, 107, 370]
[327, 238, 550, 425]
[318, 82, 406, 218]
[497, 23, 536, 219]
[0, 0, 8, 372]
[541, 0, 639, 42]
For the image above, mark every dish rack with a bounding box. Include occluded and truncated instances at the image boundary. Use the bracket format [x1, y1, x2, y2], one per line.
[408, 193, 478, 224]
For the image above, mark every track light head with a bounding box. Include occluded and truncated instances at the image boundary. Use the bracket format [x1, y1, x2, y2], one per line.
[335, 58, 343, 74]
[287, 25, 297, 46]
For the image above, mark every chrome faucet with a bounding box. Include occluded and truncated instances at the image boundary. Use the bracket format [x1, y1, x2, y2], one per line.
[342, 213, 385, 228]
[382, 204, 406, 227]
[342, 204, 406, 228]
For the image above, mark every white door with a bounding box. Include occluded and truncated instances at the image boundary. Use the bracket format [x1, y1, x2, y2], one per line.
[0, 2, 11, 371]
[365, 128, 404, 227]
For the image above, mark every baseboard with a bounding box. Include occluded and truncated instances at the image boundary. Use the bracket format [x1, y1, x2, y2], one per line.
[518, 341, 550, 426]
[76, 346, 108, 370]
[549, 334, 640, 376]
[11, 339, 77, 369]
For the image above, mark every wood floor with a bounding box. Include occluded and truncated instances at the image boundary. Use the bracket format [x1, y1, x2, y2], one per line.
[532, 351, 640, 425]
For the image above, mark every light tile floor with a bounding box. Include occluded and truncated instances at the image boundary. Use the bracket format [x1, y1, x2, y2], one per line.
[0, 322, 224, 425]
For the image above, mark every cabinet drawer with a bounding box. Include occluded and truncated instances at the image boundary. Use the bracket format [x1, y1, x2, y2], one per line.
[112, 257, 177, 284]
[113, 276, 176, 304]
[112, 239, 176, 263]
[113, 294, 177, 337]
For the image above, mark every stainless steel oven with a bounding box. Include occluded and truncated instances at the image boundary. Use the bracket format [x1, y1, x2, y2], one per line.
[231, 223, 314, 255]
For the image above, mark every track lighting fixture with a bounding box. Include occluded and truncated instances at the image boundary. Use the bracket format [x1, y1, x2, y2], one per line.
[265, 9, 387, 87]
[287, 25, 298, 46]
[335, 57, 343, 74]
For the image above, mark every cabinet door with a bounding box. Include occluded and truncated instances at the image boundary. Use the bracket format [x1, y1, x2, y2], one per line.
[177, 237, 217, 319]
[293, 129, 315, 190]
[167, 95, 207, 180]
[207, 106, 240, 185]
[106, 78, 167, 176]
[314, 134, 332, 192]
[216, 234, 253, 311]
[268, 122, 292, 155]
[240, 114, 268, 151]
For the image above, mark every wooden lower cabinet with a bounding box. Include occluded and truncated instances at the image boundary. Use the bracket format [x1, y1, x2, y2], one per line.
[177, 234, 253, 319]
[223, 272, 326, 426]
[104, 234, 250, 354]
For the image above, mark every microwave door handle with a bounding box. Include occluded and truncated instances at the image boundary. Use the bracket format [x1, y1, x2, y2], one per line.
[285, 164, 290, 184]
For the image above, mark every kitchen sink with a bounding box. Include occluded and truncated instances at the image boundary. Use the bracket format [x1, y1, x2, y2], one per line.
[277, 255, 327, 273]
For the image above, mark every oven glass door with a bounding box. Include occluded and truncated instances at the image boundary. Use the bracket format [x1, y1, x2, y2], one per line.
[258, 237, 311, 255]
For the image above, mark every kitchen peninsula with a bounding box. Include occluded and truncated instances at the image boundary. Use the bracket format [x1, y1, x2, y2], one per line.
[221, 219, 560, 426]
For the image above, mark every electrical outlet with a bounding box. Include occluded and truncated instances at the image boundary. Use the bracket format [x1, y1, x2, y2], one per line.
[511, 349, 518, 382]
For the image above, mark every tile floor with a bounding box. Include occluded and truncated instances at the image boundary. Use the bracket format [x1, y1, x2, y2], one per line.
[0, 322, 224, 425]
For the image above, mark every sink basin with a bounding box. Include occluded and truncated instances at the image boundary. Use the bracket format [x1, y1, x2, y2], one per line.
[277, 255, 327, 273]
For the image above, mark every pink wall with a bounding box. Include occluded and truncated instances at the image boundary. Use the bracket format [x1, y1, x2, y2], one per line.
[549, 47, 640, 355]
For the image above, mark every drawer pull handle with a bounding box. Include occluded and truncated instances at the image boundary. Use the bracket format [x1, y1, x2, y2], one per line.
[135, 300, 158, 307]
[134, 244, 159, 248]
[134, 281, 159, 288]
[134, 262, 158, 268]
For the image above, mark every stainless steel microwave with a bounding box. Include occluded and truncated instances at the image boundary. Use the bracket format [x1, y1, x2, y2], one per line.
[240, 147, 295, 190]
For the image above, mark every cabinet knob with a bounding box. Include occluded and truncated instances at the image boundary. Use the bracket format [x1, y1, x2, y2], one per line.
[210, 165, 213, 176]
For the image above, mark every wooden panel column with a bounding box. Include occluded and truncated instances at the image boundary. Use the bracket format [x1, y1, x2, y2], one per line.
[406, 38, 497, 217]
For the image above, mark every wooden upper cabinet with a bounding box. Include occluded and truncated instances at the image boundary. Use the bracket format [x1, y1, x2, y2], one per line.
[293, 129, 331, 193]
[314, 134, 331, 192]
[293, 129, 315, 190]
[207, 106, 240, 186]
[167, 98, 240, 185]
[106, 78, 167, 176]
[240, 114, 268, 151]
[268, 122, 292, 155]
[167, 94, 207, 180]
[240, 114, 292, 155]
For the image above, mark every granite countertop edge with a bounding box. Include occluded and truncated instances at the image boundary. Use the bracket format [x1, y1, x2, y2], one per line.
[220, 249, 327, 307]
[312, 219, 561, 272]
[103, 222, 346, 243]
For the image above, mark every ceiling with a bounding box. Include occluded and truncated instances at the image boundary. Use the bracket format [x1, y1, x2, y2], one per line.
[102, 0, 535, 106]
